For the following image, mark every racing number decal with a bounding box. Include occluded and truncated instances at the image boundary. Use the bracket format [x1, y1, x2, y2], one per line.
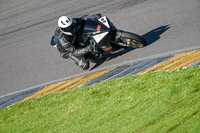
[94, 16, 110, 43]
[100, 18, 106, 23]
[98, 16, 110, 28]
[93, 32, 109, 43]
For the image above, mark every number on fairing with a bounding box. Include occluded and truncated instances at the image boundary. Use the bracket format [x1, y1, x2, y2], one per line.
[93, 32, 109, 43]
[98, 16, 110, 28]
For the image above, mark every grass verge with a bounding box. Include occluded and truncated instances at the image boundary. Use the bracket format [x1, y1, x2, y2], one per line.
[0, 66, 200, 133]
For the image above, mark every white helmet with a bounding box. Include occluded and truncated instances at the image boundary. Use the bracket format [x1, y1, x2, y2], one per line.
[58, 16, 73, 35]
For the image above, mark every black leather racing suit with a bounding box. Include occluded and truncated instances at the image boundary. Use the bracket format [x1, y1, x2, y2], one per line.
[54, 14, 102, 70]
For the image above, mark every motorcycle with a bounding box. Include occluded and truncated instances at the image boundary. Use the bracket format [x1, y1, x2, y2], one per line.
[78, 16, 147, 62]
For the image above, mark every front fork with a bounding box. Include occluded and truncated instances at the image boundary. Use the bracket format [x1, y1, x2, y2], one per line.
[110, 29, 129, 47]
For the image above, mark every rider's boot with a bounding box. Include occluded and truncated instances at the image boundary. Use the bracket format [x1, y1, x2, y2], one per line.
[68, 53, 90, 70]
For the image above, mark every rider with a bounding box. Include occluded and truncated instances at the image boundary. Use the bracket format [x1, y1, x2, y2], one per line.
[50, 14, 102, 70]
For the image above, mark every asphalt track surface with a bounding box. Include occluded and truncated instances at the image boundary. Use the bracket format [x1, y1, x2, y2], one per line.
[0, 0, 200, 97]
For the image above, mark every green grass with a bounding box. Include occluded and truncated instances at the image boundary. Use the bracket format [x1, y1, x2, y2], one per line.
[0, 66, 200, 133]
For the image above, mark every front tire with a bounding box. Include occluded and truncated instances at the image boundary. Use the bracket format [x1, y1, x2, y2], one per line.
[120, 31, 147, 48]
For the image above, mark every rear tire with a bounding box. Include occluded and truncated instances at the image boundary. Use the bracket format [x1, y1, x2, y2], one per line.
[120, 31, 147, 48]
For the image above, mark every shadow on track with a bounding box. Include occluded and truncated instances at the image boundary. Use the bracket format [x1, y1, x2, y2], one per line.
[143, 24, 171, 45]
[90, 25, 171, 70]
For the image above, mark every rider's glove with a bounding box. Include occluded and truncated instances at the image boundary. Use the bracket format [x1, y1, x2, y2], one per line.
[88, 39, 96, 53]
[92, 13, 102, 20]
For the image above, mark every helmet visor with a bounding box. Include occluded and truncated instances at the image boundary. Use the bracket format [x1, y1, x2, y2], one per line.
[61, 27, 71, 32]
[60, 25, 74, 34]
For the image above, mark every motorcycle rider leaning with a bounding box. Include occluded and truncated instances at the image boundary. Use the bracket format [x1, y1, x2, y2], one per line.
[51, 14, 102, 70]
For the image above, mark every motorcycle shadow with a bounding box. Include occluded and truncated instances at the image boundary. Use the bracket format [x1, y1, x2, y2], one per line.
[90, 25, 171, 71]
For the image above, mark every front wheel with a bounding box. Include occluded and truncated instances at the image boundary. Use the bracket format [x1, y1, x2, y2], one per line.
[120, 31, 147, 48]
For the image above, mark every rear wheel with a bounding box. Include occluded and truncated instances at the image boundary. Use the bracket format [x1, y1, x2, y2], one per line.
[120, 31, 146, 48]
